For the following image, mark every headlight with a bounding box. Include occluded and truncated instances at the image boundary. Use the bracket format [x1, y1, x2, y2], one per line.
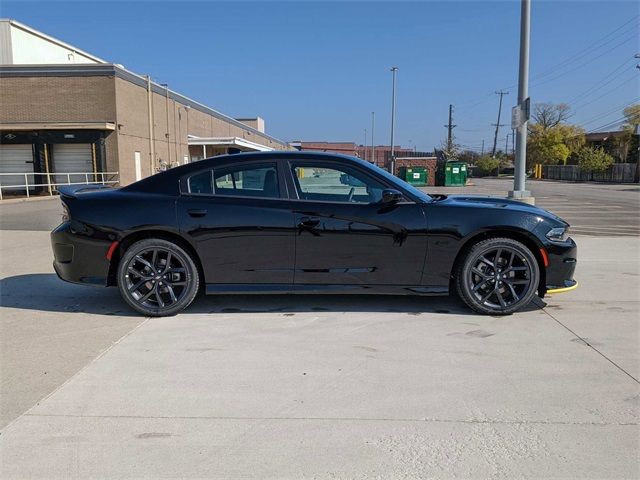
[546, 226, 569, 242]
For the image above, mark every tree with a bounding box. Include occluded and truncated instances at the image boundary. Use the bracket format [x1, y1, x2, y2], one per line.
[576, 147, 614, 173]
[475, 156, 500, 176]
[533, 103, 571, 129]
[527, 124, 571, 167]
[439, 137, 460, 161]
[526, 103, 584, 167]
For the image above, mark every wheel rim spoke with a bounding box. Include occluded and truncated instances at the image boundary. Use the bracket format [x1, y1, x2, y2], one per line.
[473, 278, 491, 292]
[129, 278, 147, 293]
[166, 284, 177, 303]
[496, 290, 507, 307]
[134, 255, 155, 271]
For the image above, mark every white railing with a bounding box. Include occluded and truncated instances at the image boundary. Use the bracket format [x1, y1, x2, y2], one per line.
[0, 172, 119, 200]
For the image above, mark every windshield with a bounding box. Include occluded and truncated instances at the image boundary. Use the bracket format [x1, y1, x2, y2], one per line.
[360, 159, 434, 203]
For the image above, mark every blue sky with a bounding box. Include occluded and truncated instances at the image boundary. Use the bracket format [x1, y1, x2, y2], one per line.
[2, 1, 638, 152]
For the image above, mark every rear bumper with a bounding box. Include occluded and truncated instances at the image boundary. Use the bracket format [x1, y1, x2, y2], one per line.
[51, 222, 111, 286]
[542, 237, 577, 296]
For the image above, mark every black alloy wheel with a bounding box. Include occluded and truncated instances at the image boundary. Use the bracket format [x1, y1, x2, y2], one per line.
[117, 239, 200, 316]
[456, 237, 539, 315]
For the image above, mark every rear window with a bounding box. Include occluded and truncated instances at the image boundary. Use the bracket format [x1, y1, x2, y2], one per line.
[213, 163, 279, 198]
[188, 170, 213, 195]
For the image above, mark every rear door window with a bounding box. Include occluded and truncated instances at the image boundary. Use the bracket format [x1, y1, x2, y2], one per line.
[213, 163, 280, 198]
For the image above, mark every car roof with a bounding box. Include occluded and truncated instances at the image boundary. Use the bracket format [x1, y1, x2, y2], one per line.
[122, 151, 372, 195]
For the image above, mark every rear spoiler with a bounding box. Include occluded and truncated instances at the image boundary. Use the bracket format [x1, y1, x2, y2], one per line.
[58, 184, 113, 200]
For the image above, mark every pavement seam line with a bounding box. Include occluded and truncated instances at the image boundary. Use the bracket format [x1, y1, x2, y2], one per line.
[21, 413, 639, 426]
[542, 308, 640, 385]
[0, 315, 151, 434]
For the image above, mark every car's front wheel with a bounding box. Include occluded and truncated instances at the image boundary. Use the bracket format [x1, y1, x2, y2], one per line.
[117, 238, 200, 316]
[455, 237, 540, 315]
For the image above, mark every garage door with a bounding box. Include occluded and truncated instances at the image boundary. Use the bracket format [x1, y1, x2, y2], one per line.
[53, 143, 93, 184]
[0, 144, 34, 190]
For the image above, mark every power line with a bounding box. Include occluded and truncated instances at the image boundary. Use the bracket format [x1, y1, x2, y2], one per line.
[565, 56, 637, 106]
[528, 33, 638, 89]
[528, 20, 638, 83]
[572, 75, 638, 111]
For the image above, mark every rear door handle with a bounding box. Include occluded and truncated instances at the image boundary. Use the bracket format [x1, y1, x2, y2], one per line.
[187, 209, 207, 218]
[298, 216, 320, 228]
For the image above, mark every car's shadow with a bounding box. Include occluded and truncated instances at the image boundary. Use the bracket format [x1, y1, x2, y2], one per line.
[0, 273, 546, 317]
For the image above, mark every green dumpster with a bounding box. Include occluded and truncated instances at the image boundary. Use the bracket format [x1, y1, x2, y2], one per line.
[444, 162, 467, 187]
[399, 166, 428, 187]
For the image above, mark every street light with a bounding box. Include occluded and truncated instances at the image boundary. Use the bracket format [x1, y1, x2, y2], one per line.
[509, 0, 532, 203]
[389, 67, 398, 175]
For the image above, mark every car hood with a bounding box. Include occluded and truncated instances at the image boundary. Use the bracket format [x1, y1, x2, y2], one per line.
[436, 194, 568, 226]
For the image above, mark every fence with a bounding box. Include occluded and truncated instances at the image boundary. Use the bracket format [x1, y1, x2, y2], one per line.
[0, 172, 119, 200]
[541, 163, 638, 183]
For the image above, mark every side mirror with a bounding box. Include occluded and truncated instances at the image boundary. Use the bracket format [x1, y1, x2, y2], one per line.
[381, 189, 402, 204]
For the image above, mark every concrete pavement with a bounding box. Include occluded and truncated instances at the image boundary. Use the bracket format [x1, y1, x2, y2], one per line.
[1, 230, 638, 478]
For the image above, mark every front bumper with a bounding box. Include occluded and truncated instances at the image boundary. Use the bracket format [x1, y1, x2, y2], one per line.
[542, 237, 578, 296]
[51, 222, 111, 286]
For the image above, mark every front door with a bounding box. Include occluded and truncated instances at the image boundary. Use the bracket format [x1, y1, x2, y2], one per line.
[288, 160, 428, 286]
[178, 160, 295, 285]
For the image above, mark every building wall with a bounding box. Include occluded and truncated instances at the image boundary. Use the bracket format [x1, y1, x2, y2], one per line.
[113, 76, 291, 185]
[394, 157, 438, 186]
[0, 20, 103, 65]
[0, 75, 116, 123]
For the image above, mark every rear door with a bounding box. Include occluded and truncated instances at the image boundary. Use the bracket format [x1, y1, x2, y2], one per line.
[287, 159, 429, 286]
[177, 159, 296, 285]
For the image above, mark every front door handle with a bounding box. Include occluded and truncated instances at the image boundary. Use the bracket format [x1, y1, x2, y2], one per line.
[298, 216, 320, 228]
[187, 208, 207, 217]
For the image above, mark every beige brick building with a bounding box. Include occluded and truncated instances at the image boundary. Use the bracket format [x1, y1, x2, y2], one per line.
[0, 19, 292, 194]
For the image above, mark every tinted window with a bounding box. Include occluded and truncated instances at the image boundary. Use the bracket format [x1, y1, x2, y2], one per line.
[293, 165, 385, 203]
[214, 163, 280, 198]
[188, 170, 213, 194]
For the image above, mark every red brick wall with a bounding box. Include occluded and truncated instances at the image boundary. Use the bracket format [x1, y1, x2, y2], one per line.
[393, 157, 438, 186]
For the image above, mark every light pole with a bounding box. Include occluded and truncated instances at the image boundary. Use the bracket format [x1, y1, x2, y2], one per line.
[371, 112, 375, 164]
[510, 0, 532, 203]
[389, 67, 398, 175]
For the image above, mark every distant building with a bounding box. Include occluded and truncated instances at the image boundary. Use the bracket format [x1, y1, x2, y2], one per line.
[291, 141, 417, 168]
[0, 19, 292, 194]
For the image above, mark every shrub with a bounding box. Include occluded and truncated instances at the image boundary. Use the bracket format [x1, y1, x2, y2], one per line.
[474, 156, 500, 175]
[576, 147, 614, 173]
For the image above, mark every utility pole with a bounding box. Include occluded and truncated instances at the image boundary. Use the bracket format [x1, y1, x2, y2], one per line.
[481, 139, 485, 156]
[371, 112, 375, 164]
[510, 0, 532, 202]
[512, 128, 515, 155]
[505, 134, 509, 158]
[445, 104, 456, 152]
[389, 66, 398, 175]
[491, 90, 509, 158]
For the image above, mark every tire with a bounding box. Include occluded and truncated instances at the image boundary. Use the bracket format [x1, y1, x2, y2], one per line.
[455, 237, 540, 315]
[117, 238, 200, 317]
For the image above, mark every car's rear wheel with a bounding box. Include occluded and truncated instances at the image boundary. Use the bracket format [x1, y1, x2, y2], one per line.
[455, 237, 539, 315]
[117, 238, 199, 317]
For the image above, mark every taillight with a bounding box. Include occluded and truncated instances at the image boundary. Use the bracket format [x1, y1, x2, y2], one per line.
[61, 202, 70, 223]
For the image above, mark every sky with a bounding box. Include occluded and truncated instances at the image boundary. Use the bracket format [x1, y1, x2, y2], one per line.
[1, 0, 638, 152]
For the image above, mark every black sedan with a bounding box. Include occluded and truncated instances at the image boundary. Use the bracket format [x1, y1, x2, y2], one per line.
[51, 152, 577, 316]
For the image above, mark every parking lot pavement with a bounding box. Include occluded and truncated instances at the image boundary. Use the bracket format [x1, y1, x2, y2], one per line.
[1, 228, 638, 478]
[424, 178, 640, 237]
